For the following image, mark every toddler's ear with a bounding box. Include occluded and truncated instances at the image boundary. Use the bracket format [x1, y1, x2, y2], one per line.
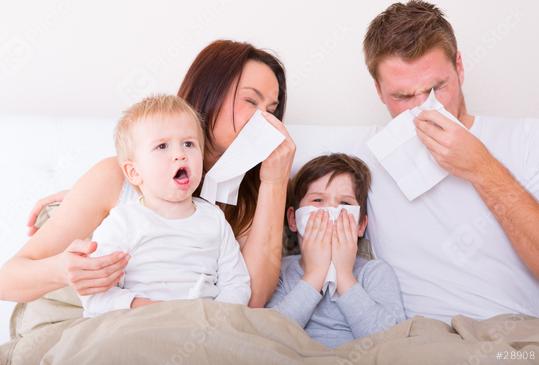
[357, 215, 368, 237]
[286, 206, 298, 232]
[122, 160, 143, 187]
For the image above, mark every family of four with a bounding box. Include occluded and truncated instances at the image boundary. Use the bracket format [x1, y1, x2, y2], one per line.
[1, 0, 538, 350]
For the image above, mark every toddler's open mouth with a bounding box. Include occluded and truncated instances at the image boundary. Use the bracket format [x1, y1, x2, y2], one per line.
[173, 167, 190, 186]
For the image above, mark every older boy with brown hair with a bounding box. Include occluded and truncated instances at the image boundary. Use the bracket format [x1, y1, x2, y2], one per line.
[267, 153, 405, 348]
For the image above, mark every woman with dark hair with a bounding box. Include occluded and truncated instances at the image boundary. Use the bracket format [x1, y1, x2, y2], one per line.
[0, 40, 295, 308]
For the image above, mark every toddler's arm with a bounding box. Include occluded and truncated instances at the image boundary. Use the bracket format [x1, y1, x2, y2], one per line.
[214, 218, 251, 305]
[335, 259, 405, 338]
[79, 209, 139, 317]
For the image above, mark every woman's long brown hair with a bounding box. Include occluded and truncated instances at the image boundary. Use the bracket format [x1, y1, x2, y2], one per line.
[178, 40, 287, 237]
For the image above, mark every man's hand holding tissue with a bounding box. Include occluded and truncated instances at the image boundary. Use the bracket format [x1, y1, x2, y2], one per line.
[259, 111, 296, 184]
[301, 210, 333, 293]
[332, 210, 358, 296]
[414, 109, 495, 184]
[415, 110, 539, 279]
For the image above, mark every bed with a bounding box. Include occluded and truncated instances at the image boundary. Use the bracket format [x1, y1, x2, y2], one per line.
[1, 116, 538, 364]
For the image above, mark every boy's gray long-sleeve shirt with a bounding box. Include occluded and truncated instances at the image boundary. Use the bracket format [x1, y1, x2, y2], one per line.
[266, 256, 405, 348]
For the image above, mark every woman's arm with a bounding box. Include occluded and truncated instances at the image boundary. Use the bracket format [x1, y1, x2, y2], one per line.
[237, 111, 296, 308]
[0, 157, 126, 302]
[238, 180, 287, 308]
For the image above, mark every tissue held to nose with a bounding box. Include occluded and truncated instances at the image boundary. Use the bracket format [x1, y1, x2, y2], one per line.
[295, 205, 360, 236]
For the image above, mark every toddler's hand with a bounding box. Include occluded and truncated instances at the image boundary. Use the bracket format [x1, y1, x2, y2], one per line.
[26, 189, 69, 236]
[131, 297, 161, 308]
[332, 210, 358, 295]
[301, 210, 333, 292]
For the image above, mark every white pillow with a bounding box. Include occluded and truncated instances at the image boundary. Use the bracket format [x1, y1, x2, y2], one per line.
[287, 124, 378, 175]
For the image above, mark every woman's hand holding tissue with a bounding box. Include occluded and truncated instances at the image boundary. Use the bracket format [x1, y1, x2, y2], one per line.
[332, 211, 358, 296]
[59, 239, 129, 296]
[301, 210, 333, 293]
[414, 110, 495, 184]
[259, 111, 296, 184]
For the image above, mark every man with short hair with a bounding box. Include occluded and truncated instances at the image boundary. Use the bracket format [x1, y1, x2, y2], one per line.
[359, 0, 539, 323]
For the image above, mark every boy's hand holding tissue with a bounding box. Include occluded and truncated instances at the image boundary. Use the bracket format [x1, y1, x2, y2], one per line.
[331, 210, 360, 296]
[301, 210, 333, 292]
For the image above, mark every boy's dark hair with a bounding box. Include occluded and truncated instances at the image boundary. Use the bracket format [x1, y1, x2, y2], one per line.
[284, 153, 372, 255]
[289, 153, 371, 224]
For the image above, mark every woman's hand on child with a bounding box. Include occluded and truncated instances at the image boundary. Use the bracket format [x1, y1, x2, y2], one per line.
[26, 189, 69, 236]
[332, 210, 359, 295]
[259, 111, 296, 185]
[59, 239, 129, 296]
[301, 210, 333, 292]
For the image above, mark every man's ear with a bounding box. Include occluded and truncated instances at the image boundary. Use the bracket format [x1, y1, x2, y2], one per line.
[286, 206, 298, 233]
[122, 160, 143, 187]
[357, 215, 368, 237]
[455, 51, 464, 85]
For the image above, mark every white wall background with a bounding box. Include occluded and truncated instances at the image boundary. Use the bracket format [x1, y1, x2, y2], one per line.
[0, 0, 538, 124]
[1, 0, 538, 344]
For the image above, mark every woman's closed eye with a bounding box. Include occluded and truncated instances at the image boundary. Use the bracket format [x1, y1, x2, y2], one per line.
[245, 98, 257, 107]
[245, 97, 277, 115]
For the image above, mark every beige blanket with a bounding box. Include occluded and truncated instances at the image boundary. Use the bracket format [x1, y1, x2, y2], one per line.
[3, 299, 538, 365]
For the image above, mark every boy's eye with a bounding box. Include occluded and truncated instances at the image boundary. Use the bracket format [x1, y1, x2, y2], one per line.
[184, 141, 194, 148]
[156, 143, 167, 150]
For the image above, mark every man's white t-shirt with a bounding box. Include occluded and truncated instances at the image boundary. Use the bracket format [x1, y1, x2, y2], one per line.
[357, 116, 539, 323]
[80, 194, 251, 317]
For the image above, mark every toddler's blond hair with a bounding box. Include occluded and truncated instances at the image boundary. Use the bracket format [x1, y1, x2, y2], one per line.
[114, 95, 203, 163]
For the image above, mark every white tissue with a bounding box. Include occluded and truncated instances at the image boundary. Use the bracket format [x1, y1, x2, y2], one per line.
[295, 205, 360, 301]
[367, 89, 464, 201]
[295, 205, 360, 236]
[200, 110, 285, 205]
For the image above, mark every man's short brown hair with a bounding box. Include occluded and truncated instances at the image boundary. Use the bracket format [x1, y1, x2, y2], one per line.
[363, 0, 458, 80]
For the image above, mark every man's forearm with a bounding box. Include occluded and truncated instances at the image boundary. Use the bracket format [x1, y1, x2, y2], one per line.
[471, 158, 539, 277]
